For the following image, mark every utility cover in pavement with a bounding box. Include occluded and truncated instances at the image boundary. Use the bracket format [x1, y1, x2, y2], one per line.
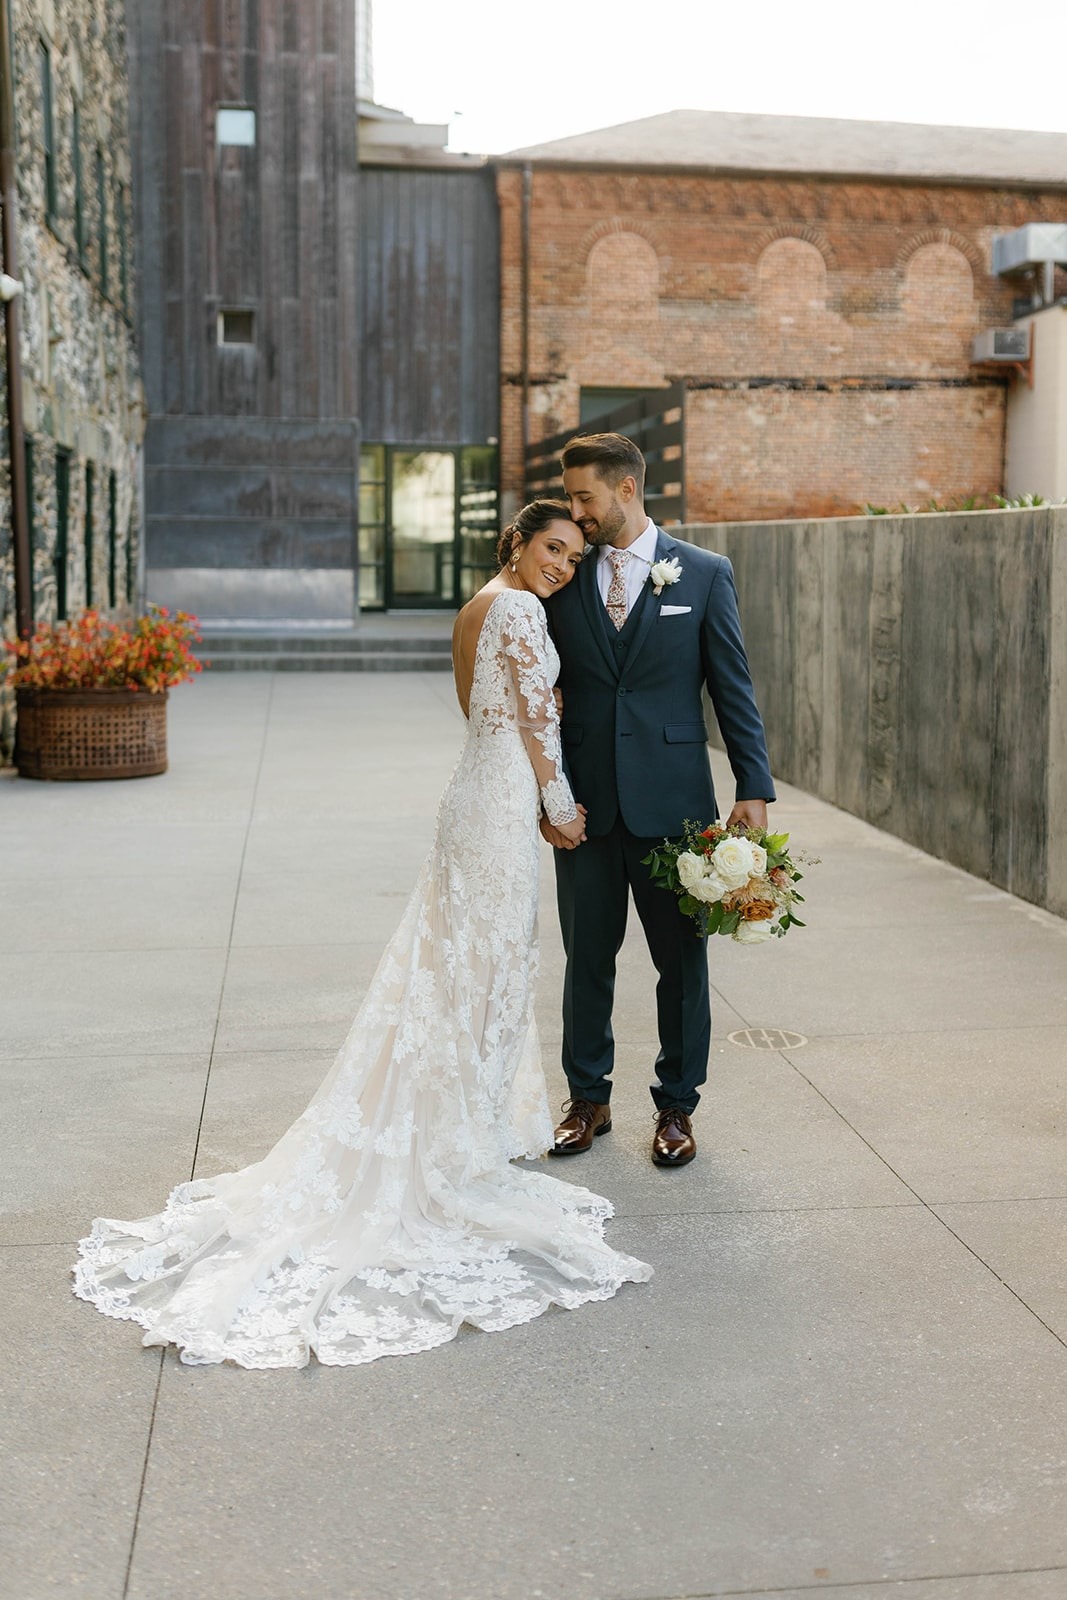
[727, 1028, 808, 1049]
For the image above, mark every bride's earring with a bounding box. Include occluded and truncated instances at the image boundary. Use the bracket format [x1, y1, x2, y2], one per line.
[509, 548, 520, 571]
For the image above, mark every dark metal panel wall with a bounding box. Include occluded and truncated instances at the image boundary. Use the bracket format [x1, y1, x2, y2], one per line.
[360, 167, 499, 445]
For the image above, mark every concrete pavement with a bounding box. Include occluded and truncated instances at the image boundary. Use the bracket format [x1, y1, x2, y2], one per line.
[1, 671, 1065, 1600]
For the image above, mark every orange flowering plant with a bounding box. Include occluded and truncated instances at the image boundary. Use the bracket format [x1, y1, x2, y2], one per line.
[2, 607, 203, 693]
[643, 820, 816, 942]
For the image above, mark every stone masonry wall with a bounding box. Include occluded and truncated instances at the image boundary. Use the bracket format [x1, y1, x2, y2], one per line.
[498, 164, 1067, 519]
[0, 0, 145, 759]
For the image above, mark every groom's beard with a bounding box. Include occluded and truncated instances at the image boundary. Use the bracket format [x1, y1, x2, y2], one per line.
[578, 498, 627, 546]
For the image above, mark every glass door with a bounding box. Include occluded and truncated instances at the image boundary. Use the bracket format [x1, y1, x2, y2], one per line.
[458, 445, 500, 601]
[388, 450, 457, 608]
[356, 445, 500, 611]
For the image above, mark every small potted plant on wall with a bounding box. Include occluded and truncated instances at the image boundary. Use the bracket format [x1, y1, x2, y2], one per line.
[2, 606, 202, 780]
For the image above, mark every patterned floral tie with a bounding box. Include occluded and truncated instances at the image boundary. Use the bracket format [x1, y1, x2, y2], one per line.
[606, 548, 630, 631]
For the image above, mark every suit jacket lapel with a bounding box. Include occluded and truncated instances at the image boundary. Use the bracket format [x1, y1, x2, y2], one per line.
[578, 548, 619, 677]
[620, 527, 675, 681]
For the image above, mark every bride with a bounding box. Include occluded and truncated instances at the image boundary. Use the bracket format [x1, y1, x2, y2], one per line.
[73, 500, 652, 1368]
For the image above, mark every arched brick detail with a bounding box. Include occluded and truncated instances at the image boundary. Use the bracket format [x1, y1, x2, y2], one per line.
[580, 216, 662, 263]
[757, 237, 828, 312]
[585, 230, 662, 315]
[903, 241, 975, 321]
[897, 227, 984, 276]
[755, 224, 835, 269]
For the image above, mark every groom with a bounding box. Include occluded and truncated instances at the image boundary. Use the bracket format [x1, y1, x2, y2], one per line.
[541, 432, 775, 1167]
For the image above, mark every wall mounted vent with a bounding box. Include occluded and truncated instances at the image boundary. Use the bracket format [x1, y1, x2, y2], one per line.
[971, 326, 1031, 363]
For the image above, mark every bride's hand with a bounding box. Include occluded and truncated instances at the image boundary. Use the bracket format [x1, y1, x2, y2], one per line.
[556, 806, 587, 847]
[540, 805, 586, 849]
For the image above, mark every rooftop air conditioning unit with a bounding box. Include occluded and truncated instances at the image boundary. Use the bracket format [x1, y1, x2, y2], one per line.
[992, 224, 1067, 276]
[971, 326, 1031, 363]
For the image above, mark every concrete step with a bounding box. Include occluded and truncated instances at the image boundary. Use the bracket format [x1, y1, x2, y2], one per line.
[203, 649, 452, 672]
[198, 626, 454, 672]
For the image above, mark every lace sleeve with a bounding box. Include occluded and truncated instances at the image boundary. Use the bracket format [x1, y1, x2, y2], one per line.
[500, 596, 578, 825]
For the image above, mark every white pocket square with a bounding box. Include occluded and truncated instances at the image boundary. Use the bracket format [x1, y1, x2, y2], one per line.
[660, 604, 691, 616]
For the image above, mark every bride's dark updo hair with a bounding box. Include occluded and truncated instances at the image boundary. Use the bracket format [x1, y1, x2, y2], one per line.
[496, 499, 581, 568]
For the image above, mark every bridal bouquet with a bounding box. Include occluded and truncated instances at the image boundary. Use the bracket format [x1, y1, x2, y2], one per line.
[643, 821, 811, 942]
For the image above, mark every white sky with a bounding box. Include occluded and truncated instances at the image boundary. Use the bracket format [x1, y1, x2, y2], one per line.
[373, 0, 1067, 155]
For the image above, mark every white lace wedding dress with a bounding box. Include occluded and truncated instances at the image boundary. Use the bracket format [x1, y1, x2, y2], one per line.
[73, 590, 652, 1367]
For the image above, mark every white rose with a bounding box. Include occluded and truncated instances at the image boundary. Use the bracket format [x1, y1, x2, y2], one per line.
[677, 851, 728, 905]
[676, 852, 707, 894]
[733, 915, 776, 944]
[748, 842, 767, 876]
[710, 836, 757, 889]
[691, 869, 728, 905]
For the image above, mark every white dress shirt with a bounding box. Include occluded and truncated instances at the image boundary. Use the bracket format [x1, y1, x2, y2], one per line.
[596, 519, 659, 615]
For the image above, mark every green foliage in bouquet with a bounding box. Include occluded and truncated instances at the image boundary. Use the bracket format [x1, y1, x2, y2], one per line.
[643, 820, 814, 943]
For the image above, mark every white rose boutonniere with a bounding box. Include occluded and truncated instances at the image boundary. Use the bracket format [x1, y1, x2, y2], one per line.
[649, 557, 682, 596]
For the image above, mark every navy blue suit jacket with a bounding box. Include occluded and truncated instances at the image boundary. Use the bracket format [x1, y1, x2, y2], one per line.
[546, 528, 775, 838]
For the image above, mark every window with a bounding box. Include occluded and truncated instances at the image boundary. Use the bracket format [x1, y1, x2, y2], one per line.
[39, 284, 51, 387]
[24, 436, 36, 607]
[107, 470, 118, 608]
[72, 103, 87, 261]
[38, 42, 57, 222]
[218, 308, 255, 345]
[216, 107, 256, 146]
[117, 189, 129, 315]
[579, 388, 655, 428]
[84, 461, 94, 607]
[55, 448, 71, 620]
[95, 148, 108, 296]
[358, 445, 386, 609]
[125, 512, 136, 605]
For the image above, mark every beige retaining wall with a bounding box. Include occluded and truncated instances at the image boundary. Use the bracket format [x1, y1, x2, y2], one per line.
[683, 506, 1067, 918]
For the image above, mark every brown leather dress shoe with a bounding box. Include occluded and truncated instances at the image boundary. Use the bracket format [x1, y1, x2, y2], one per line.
[651, 1107, 696, 1167]
[549, 1098, 612, 1155]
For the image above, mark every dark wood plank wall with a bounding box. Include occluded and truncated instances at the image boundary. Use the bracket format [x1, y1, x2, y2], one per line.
[137, 0, 357, 422]
[359, 167, 499, 446]
[130, 0, 361, 618]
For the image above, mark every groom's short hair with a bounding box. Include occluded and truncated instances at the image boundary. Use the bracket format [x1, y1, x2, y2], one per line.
[561, 432, 645, 496]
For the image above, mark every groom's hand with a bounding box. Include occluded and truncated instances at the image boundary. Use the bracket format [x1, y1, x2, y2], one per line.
[725, 799, 769, 831]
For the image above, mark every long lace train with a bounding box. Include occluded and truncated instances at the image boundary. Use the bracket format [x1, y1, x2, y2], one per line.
[73, 591, 652, 1366]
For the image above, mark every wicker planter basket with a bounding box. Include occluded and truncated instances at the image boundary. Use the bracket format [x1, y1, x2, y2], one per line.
[14, 686, 169, 781]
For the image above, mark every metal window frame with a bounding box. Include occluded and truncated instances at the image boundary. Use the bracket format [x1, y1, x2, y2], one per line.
[84, 459, 94, 607]
[358, 442, 500, 613]
[72, 100, 86, 263]
[95, 145, 108, 296]
[55, 445, 70, 620]
[38, 38, 57, 222]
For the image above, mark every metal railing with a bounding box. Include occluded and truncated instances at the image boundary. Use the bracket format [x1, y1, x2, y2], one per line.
[523, 381, 686, 525]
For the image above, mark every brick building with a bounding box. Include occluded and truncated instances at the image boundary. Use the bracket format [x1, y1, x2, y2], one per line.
[498, 110, 1067, 523]
[0, 0, 145, 752]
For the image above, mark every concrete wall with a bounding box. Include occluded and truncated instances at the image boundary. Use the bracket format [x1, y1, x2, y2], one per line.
[1005, 304, 1067, 501]
[685, 507, 1067, 917]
